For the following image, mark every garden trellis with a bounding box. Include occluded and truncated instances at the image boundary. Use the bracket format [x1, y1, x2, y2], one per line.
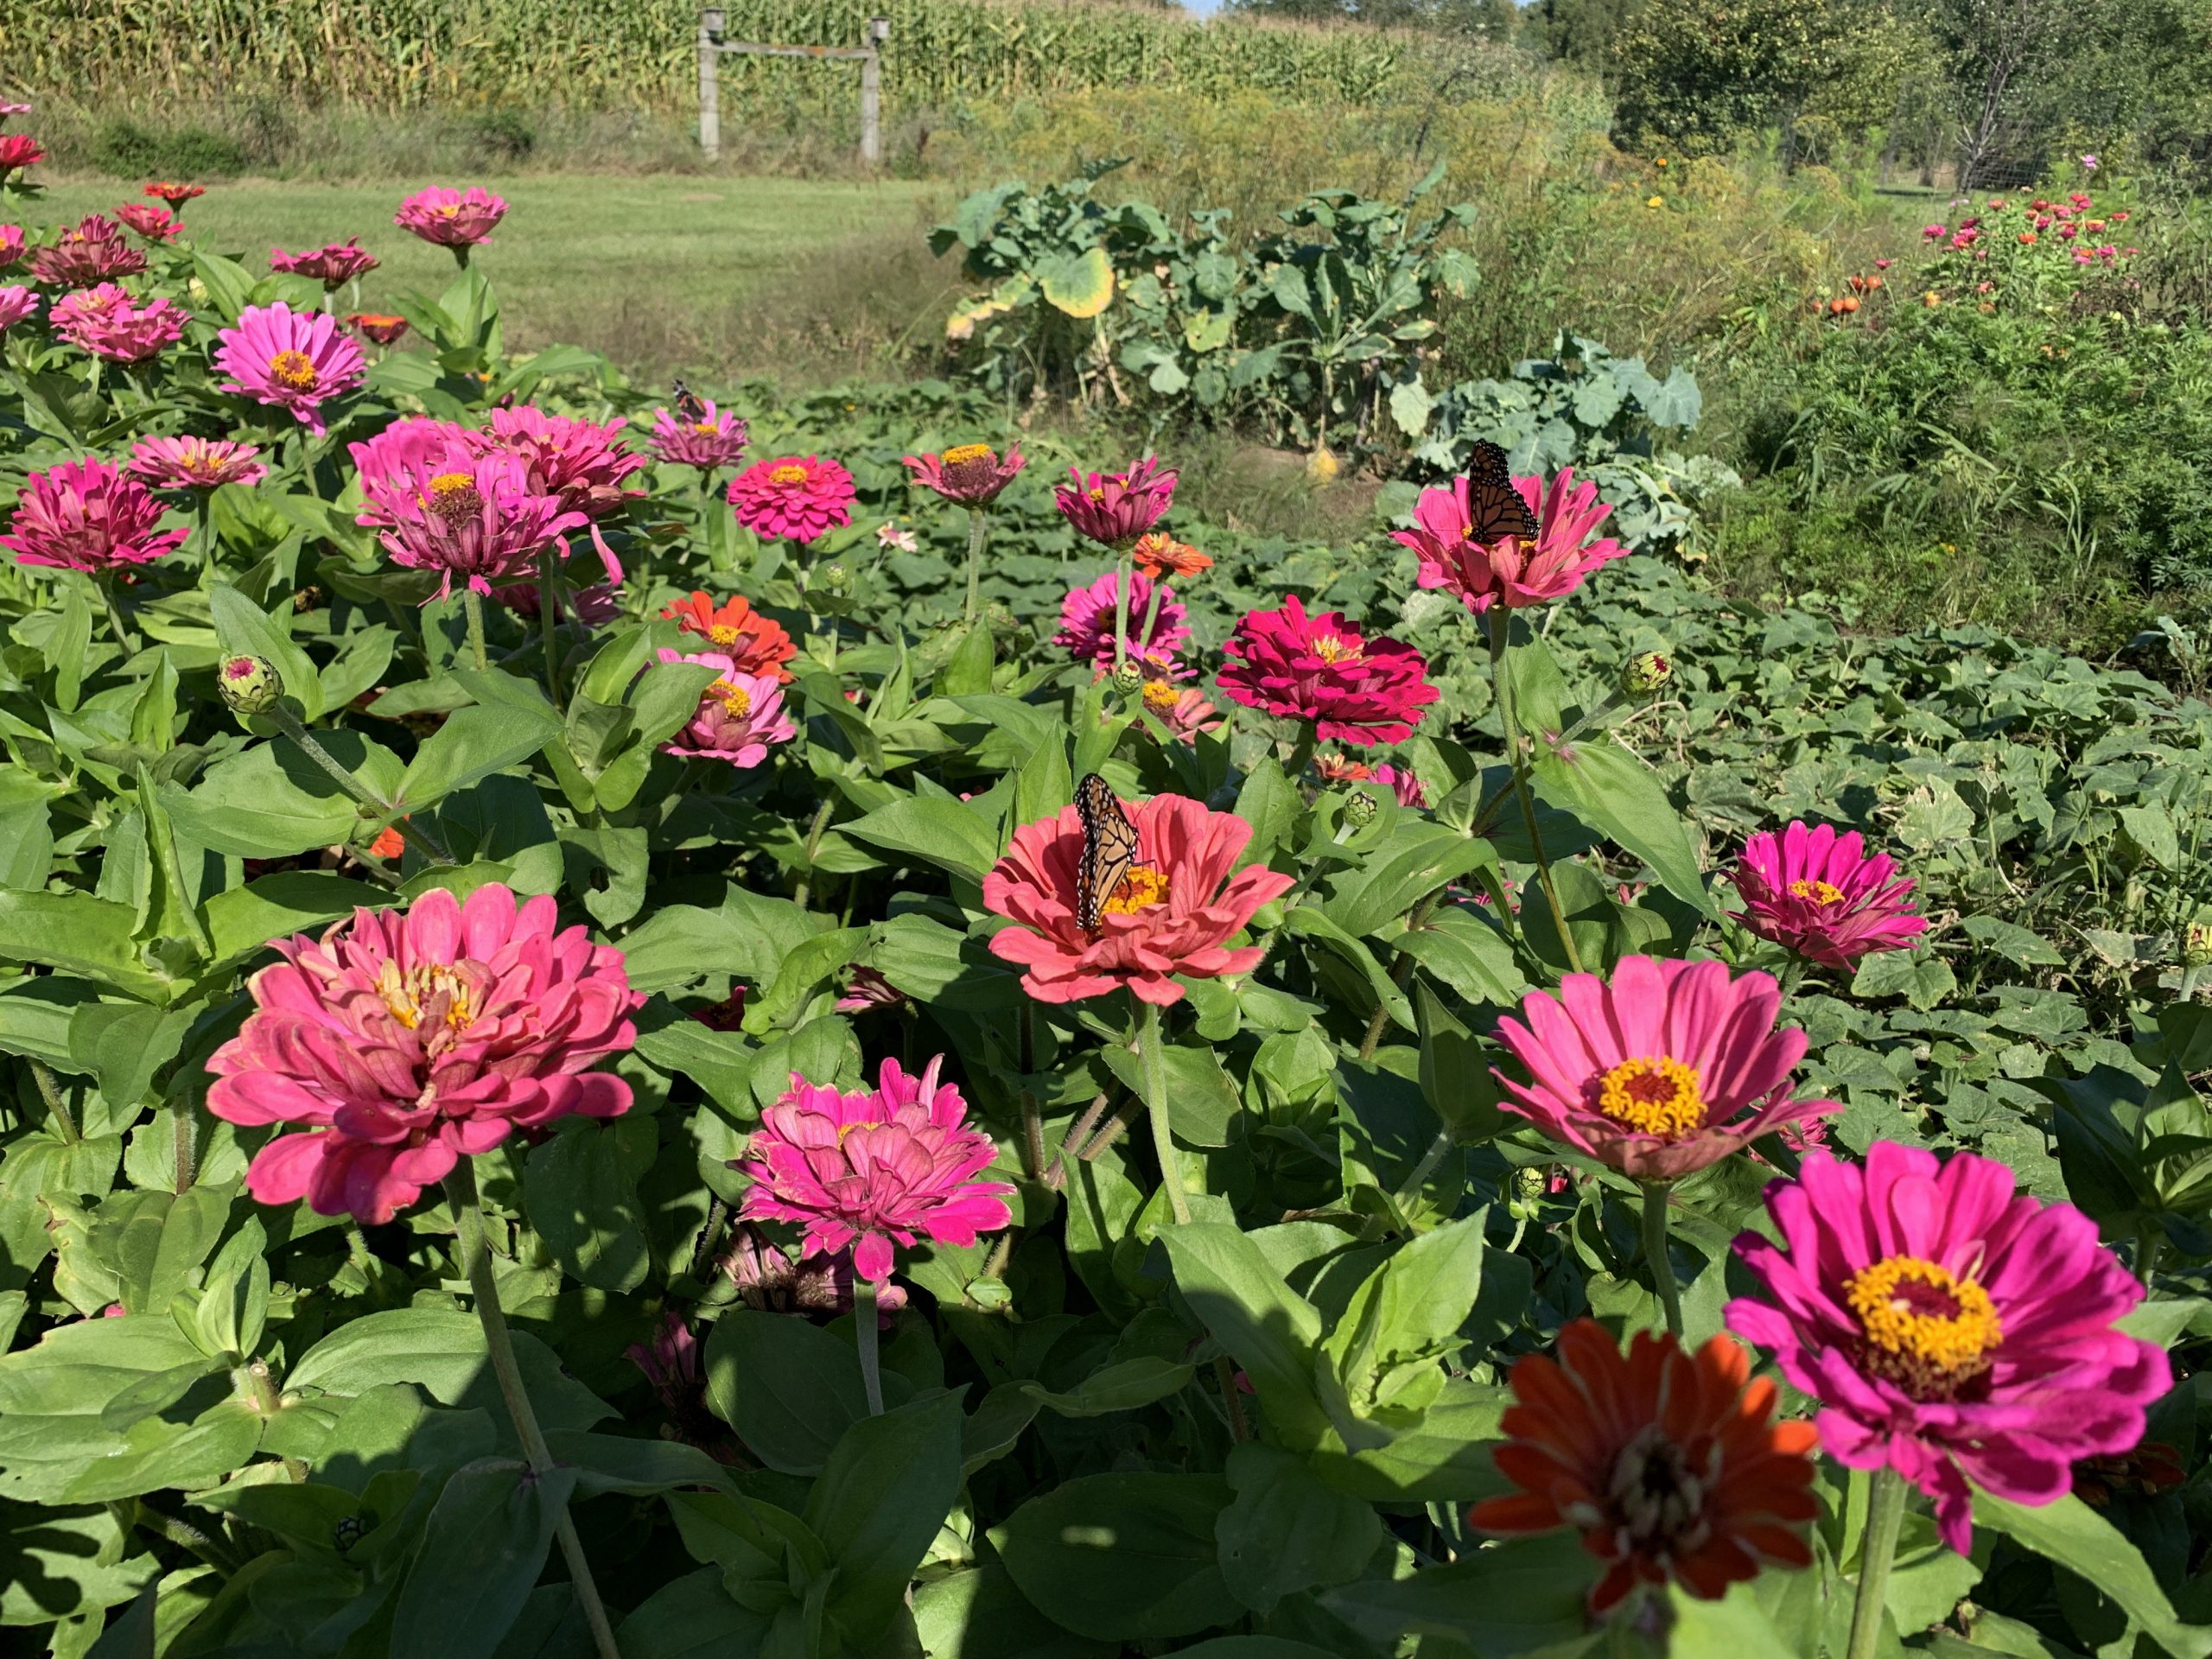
[697, 8, 888, 164]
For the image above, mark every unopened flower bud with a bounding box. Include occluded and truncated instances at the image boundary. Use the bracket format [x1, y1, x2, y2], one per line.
[1621, 650, 1672, 696]
[219, 654, 283, 715]
[1109, 659, 1144, 698]
[1514, 1166, 1546, 1201]
[1344, 786, 1380, 826]
[2185, 914, 2212, 969]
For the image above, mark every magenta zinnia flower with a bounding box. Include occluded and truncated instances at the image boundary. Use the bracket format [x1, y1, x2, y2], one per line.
[905, 441, 1027, 506]
[214, 302, 365, 435]
[129, 435, 267, 492]
[649, 400, 748, 470]
[1491, 956, 1838, 1181]
[0, 226, 23, 270]
[350, 415, 469, 507]
[737, 1055, 1015, 1285]
[1054, 456, 1176, 549]
[1394, 464, 1627, 613]
[1218, 595, 1440, 747]
[1376, 763, 1427, 808]
[0, 133, 44, 181]
[0, 285, 41, 331]
[270, 238, 379, 289]
[28, 216, 145, 288]
[358, 442, 589, 602]
[1727, 1143, 2171, 1555]
[1729, 821, 1927, 971]
[115, 203, 181, 244]
[395, 186, 507, 249]
[3, 459, 189, 573]
[474, 405, 645, 522]
[207, 884, 642, 1225]
[50, 283, 188, 363]
[727, 454, 855, 544]
[655, 647, 796, 768]
[1052, 569, 1188, 671]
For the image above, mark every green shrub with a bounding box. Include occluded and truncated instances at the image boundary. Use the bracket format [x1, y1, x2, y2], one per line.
[86, 117, 249, 179]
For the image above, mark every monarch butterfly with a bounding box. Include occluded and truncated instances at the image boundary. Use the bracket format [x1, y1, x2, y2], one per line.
[1074, 772, 1140, 933]
[673, 378, 707, 425]
[1465, 439, 1538, 547]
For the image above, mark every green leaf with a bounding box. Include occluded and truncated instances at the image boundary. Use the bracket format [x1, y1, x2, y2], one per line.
[1325, 1208, 1492, 1414]
[912, 1562, 1115, 1659]
[523, 1117, 653, 1294]
[995, 1472, 1237, 1642]
[1322, 1530, 1594, 1652]
[0, 1501, 159, 1628]
[1851, 948, 1958, 1011]
[1160, 1224, 1331, 1452]
[0, 892, 163, 1001]
[702, 1311, 874, 1475]
[1233, 759, 1299, 871]
[162, 731, 403, 860]
[395, 696, 565, 814]
[286, 1308, 613, 1433]
[1972, 1491, 2212, 1658]
[617, 1567, 776, 1658]
[202, 873, 392, 965]
[1039, 247, 1116, 318]
[210, 581, 322, 724]
[1020, 1357, 1194, 1418]
[1322, 823, 1497, 940]
[1529, 737, 1713, 914]
[389, 1457, 577, 1659]
[1416, 982, 1505, 1143]
[940, 622, 995, 697]
[1283, 907, 1410, 1033]
[804, 1389, 964, 1643]
[843, 798, 1001, 882]
[1099, 1039, 1239, 1147]
[1215, 1442, 1381, 1615]
[87, 1182, 233, 1317]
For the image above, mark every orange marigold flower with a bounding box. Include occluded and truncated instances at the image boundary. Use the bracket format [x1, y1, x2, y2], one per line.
[1469, 1319, 1819, 1617]
[1132, 531, 1212, 581]
[658, 590, 798, 683]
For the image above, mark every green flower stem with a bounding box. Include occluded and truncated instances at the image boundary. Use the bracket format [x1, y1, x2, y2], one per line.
[1847, 1468, 1910, 1659]
[173, 1099, 197, 1194]
[1282, 721, 1319, 785]
[263, 702, 454, 867]
[443, 1161, 622, 1659]
[1358, 887, 1446, 1063]
[1214, 1356, 1249, 1442]
[1485, 608, 1583, 975]
[29, 1058, 78, 1144]
[853, 1277, 886, 1415]
[99, 575, 137, 656]
[792, 797, 838, 910]
[963, 506, 989, 624]
[1018, 1001, 1045, 1181]
[462, 588, 489, 672]
[124, 1498, 244, 1573]
[1111, 548, 1134, 672]
[2136, 1225, 2164, 1288]
[1136, 574, 1166, 660]
[1640, 1181, 1683, 1338]
[1390, 1128, 1455, 1217]
[1137, 1000, 1192, 1226]
[537, 548, 566, 709]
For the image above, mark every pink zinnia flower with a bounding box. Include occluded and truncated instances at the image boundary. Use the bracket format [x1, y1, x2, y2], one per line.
[0, 133, 43, 181]
[359, 442, 589, 602]
[984, 789, 1295, 1006]
[0, 226, 22, 270]
[1727, 1143, 2170, 1556]
[270, 238, 380, 289]
[207, 884, 642, 1225]
[737, 1055, 1015, 1285]
[0, 103, 29, 119]
[1376, 763, 1427, 808]
[1054, 456, 1176, 549]
[727, 454, 855, 543]
[214, 302, 365, 435]
[1395, 465, 1626, 613]
[1052, 569, 1188, 671]
[1729, 821, 1927, 970]
[28, 216, 145, 288]
[626, 1311, 703, 1420]
[649, 400, 747, 470]
[129, 435, 267, 492]
[1138, 679, 1224, 743]
[905, 441, 1027, 506]
[1218, 594, 1439, 747]
[350, 415, 467, 507]
[1491, 956, 1838, 1182]
[394, 186, 507, 250]
[656, 647, 796, 768]
[836, 964, 909, 1014]
[474, 405, 645, 522]
[50, 283, 188, 363]
[0, 285, 40, 331]
[3, 459, 189, 573]
[115, 203, 181, 244]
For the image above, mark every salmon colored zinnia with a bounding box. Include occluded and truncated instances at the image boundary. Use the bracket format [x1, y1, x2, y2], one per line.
[1394, 461, 1626, 613]
[1470, 1319, 1820, 1615]
[659, 590, 798, 682]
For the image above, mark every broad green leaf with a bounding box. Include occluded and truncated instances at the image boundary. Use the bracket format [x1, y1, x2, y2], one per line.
[1215, 1441, 1381, 1614]
[804, 1389, 964, 1643]
[1529, 737, 1713, 914]
[701, 1310, 875, 1475]
[1020, 1357, 1194, 1418]
[210, 582, 322, 723]
[1039, 247, 1115, 318]
[0, 1501, 160, 1628]
[843, 798, 1001, 881]
[389, 1457, 576, 1659]
[523, 1117, 653, 1294]
[995, 1472, 1237, 1642]
[1973, 1492, 2212, 1658]
[1161, 1224, 1331, 1452]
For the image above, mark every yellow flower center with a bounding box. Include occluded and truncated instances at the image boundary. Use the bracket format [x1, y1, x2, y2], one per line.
[942, 442, 995, 466]
[1594, 1057, 1707, 1137]
[707, 622, 743, 647]
[709, 678, 753, 718]
[268, 349, 319, 391]
[425, 472, 482, 521]
[1788, 879, 1847, 906]
[1311, 632, 1363, 664]
[692, 422, 718, 435]
[768, 463, 809, 486]
[433, 203, 461, 219]
[1845, 1255, 2002, 1395]
[1088, 486, 1109, 504]
[836, 1118, 882, 1143]
[375, 959, 479, 1033]
[1102, 865, 1170, 917]
[1141, 681, 1180, 714]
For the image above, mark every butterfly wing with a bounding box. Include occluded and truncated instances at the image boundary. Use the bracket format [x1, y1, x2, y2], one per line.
[673, 378, 706, 424]
[1075, 773, 1141, 932]
[1465, 440, 1539, 546]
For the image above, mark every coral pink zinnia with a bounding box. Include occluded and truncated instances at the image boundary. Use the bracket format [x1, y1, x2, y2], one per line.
[50, 283, 189, 364]
[1217, 594, 1440, 747]
[395, 186, 507, 251]
[1053, 569, 1189, 672]
[28, 215, 146, 288]
[214, 302, 365, 435]
[3, 459, 190, 573]
[115, 203, 181, 244]
[1491, 956, 1838, 1181]
[737, 1055, 1014, 1285]
[1394, 462, 1627, 613]
[1729, 820, 1927, 970]
[649, 400, 748, 471]
[904, 441, 1027, 506]
[1054, 456, 1176, 549]
[727, 454, 855, 544]
[985, 789, 1294, 1006]
[206, 883, 643, 1225]
[129, 435, 267, 492]
[1727, 1143, 2171, 1555]
[655, 647, 797, 768]
[270, 238, 380, 289]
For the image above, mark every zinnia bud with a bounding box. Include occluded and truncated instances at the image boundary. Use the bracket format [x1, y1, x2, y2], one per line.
[1344, 785, 1380, 827]
[1621, 649, 1673, 696]
[2184, 913, 2212, 969]
[1109, 659, 1145, 698]
[219, 654, 283, 715]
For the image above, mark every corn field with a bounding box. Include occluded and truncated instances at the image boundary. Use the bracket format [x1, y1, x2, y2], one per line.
[6, 0, 1414, 116]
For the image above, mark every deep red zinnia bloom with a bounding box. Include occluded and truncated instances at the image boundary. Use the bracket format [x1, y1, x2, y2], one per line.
[143, 181, 204, 208]
[1217, 594, 1440, 747]
[0, 134, 44, 179]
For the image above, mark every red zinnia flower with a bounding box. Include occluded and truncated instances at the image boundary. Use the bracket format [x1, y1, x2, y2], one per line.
[143, 181, 205, 208]
[1217, 594, 1439, 747]
[0, 134, 44, 180]
[1470, 1319, 1819, 1615]
[659, 590, 798, 682]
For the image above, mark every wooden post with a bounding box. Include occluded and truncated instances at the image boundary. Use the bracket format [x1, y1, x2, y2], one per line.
[698, 8, 724, 162]
[860, 15, 888, 167]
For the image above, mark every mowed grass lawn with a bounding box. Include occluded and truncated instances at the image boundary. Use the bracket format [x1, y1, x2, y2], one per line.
[34, 175, 944, 377]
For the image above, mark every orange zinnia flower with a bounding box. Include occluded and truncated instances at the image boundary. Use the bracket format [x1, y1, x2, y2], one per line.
[368, 826, 406, 859]
[658, 590, 798, 683]
[1469, 1319, 1819, 1616]
[1131, 531, 1211, 581]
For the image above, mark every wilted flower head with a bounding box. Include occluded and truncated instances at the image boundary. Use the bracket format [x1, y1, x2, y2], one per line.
[346, 312, 410, 346]
[649, 399, 747, 470]
[736, 1055, 1015, 1284]
[214, 302, 365, 435]
[206, 884, 643, 1224]
[395, 186, 507, 249]
[28, 215, 146, 287]
[904, 440, 1026, 506]
[270, 238, 380, 289]
[1470, 1319, 1819, 1615]
[985, 788, 1294, 1006]
[3, 459, 190, 574]
[1375, 762, 1427, 808]
[1728, 1143, 2171, 1555]
[115, 203, 181, 244]
[728, 454, 855, 544]
[1217, 594, 1439, 747]
[1394, 463, 1626, 613]
[718, 1221, 907, 1321]
[660, 591, 798, 682]
[50, 283, 188, 363]
[1052, 568, 1189, 671]
[836, 964, 909, 1014]
[1729, 820, 1926, 970]
[1491, 956, 1838, 1181]
[130, 435, 267, 492]
[1054, 456, 1176, 549]
[655, 646, 796, 768]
